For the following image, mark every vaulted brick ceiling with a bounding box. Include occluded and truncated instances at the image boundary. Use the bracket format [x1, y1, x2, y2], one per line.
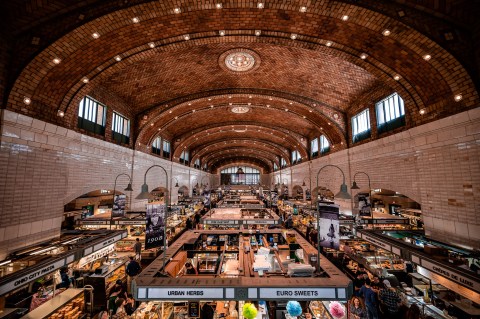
[1, 0, 479, 173]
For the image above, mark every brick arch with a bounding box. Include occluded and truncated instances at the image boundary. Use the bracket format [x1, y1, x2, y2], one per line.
[6, 1, 477, 130]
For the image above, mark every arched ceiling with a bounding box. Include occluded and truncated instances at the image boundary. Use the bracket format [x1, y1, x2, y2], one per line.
[2, 0, 479, 174]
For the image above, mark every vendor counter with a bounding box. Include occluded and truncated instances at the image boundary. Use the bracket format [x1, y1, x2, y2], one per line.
[133, 229, 352, 302]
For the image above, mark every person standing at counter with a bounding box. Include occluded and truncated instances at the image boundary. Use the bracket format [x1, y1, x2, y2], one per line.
[349, 296, 366, 319]
[379, 280, 401, 318]
[134, 238, 142, 261]
[126, 256, 142, 292]
[194, 211, 201, 229]
[186, 216, 193, 230]
[359, 279, 379, 319]
[306, 221, 314, 244]
[184, 262, 198, 275]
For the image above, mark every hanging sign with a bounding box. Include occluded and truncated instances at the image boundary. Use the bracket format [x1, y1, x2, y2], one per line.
[0, 258, 68, 295]
[206, 220, 237, 225]
[79, 220, 108, 225]
[147, 287, 224, 299]
[245, 220, 275, 224]
[420, 259, 480, 293]
[117, 220, 146, 225]
[145, 203, 166, 249]
[112, 194, 127, 217]
[361, 234, 392, 252]
[318, 202, 340, 250]
[258, 288, 337, 299]
[77, 244, 115, 268]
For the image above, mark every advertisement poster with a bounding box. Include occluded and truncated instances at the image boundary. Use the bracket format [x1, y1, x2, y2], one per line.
[145, 203, 166, 249]
[357, 192, 372, 217]
[112, 194, 126, 217]
[318, 202, 340, 250]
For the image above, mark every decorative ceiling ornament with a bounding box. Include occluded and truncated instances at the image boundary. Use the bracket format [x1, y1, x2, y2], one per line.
[219, 48, 261, 74]
[231, 105, 250, 114]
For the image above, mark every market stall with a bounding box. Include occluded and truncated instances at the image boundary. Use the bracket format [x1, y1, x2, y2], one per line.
[200, 208, 281, 230]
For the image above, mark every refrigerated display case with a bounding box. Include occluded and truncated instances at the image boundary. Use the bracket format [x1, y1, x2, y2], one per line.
[20, 289, 85, 319]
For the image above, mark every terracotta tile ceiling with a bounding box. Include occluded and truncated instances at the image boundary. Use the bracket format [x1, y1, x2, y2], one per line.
[1, 0, 478, 172]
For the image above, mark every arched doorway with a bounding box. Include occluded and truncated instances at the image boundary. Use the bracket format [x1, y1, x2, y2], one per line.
[292, 185, 303, 200]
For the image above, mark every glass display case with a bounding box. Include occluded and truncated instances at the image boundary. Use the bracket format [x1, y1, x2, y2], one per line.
[309, 301, 333, 319]
[192, 253, 221, 274]
[20, 289, 85, 319]
[132, 302, 174, 319]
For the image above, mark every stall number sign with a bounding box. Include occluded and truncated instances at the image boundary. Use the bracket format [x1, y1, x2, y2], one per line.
[421, 259, 480, 293]
[80, 220, 107, 225]
[118, 220, 146, 225]
[148, 288, 224, 299]
[0, 259, 66, 295]
[246, 220, 274, 224]
[93, 234, 123, 251]
[77, 244, 115, 268]
[361, 234, 392, 252]
[258, 288, 336, 299]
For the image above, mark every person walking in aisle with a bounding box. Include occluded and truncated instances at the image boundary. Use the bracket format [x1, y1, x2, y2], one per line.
[125, 256, 142, 292]
[359, 278, 379, 319]
[133, 238, 142, 261]
[379, 280, 401, 319]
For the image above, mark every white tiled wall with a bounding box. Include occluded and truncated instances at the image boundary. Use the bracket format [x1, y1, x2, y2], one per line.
[1, 108, 479, 259]
[0, 110, 208, 259]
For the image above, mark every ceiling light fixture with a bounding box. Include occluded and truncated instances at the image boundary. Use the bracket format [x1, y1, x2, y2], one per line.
[341, 15, 349, 21]
[393, 74, 401, 81]
[419, 109, 426, 115]
[423, 54, 432, 61]
[114, 55, 122, 61]
[300, 6, 307, 12]
[325, 41, 333, 47]
[82, 77, 89, 83]
[132, 17, 140, 23]
[23, 97, 31, 105]
[92, 32, 100, 39]
[290, 33, 298, 40]
[382, 29, 391, 36]
[216, 3, 223, 9]
[360, 53, 368, 59]
[174, 7, 181, 14]
[255, 30, 262, 36]
[57, 110, 65, 117]
[454, 94, 463, 102]
[148, 42, 155, 48]
[219, 30, 226, 36]
[257, 2, 264, 9]
[53, 58, 61, 64]
[184, 34, 190, 40]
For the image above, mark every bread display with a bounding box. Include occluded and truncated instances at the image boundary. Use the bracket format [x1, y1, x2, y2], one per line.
[47, 296, 84, 319]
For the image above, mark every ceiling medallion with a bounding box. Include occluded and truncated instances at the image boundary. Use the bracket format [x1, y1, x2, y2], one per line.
[231, 106, 250, 114]
[225, 52, 255, 71]
[219, 48, 261, 74]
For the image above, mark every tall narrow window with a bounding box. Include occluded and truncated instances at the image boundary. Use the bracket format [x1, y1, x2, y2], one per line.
[376, 93, 405, 134]
[280, 158, 287, 168]
[162, 140, 170, 159]
[78, 96, 106, 135]
[291, 150, 301, 164]
[112, 112, 130, 144]
[180, 150, 189, 165]
[220, 166, 260, 185]
[320, 135, 330, 154]
[352, 108, 371, 143]
[152, 137, 162, 155]
[194, 159, 201, 169]
[311, 138, 319, 157]
[273, 163, 279, 171]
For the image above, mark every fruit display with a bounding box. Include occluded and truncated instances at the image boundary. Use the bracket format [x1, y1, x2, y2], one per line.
[47, 296, 84, 319]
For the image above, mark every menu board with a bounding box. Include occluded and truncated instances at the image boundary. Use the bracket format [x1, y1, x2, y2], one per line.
[189, 301, 200, 317]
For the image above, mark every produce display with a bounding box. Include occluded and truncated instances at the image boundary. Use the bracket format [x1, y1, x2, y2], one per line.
[309, 301, 333, 319]
[47, 296, 84, 319]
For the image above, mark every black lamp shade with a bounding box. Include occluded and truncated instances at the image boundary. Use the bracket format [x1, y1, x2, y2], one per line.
[351, 181, 360, 189]
[335, 184, 352, 199]
[124, 183, 133, 192]
[136, 183, 151, 199]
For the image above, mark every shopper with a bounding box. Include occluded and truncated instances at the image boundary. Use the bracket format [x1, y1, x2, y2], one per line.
[112, 298, 130, 319]
[349, 296, 366, 319]
[126, 256, 142, 292]
[194, 211, 201, 229]
[379, 280, 401, 318]
[124, 293, 136, 315]
[359, 279, 379, 319]
[285, 215, 294, 229]
[57, 268, 70, 289]
[186, 216, 193, 230]
[108, 286, 124, 315]
[306, 221, 314, 243]
[353, 273, 366, 297]
[133, 238, 142, 261]
[184, 262, 198, 275]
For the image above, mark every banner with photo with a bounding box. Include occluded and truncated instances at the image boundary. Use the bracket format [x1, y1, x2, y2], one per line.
[318, 202, 340, 250]
[356, 192, 372, 217]
[145, 203, 166, 249]
[112, 194, 126, 217]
